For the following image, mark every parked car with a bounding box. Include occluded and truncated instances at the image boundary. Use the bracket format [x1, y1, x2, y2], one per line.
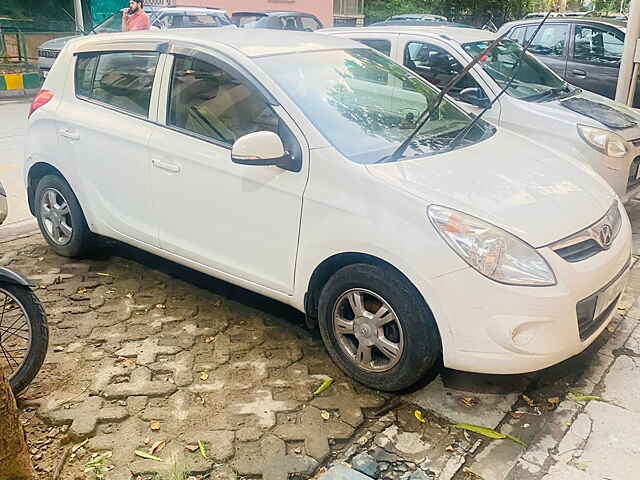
[26, 29, 630, 391]
[496, 18, 635, 105]
[369, 19, 469, 28]
[36, 6, 232, 77]
[231, 11, 323, 31]
[386, 14, 448, 22]
[321, 25, 640, 203]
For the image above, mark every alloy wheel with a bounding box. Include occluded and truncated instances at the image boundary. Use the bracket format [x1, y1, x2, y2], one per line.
[332, 288, 404, 372]
[40, 187, 73, 245]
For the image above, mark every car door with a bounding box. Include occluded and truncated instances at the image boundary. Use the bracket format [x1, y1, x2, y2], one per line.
[148, 50, 308, 293]
[56, 48, 163, 246]
[565, 22, 624, 100]
[524, 23, 569, 78]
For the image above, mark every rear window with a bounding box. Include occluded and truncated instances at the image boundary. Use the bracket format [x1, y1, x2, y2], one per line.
[233, 14, 265, 27]
[357, 39, 392, 56]
[75, 51, 160, 117]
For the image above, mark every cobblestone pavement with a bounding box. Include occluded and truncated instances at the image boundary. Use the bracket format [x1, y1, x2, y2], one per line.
[5, 201, 640, 480]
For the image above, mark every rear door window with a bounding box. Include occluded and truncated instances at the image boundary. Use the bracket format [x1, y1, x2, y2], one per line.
[357, 38, 392, 56]
[75, 51, 160, 117]
[508, 27, 525, 45]
[573, 24, 624, 66]
[300, 16, 322, 31]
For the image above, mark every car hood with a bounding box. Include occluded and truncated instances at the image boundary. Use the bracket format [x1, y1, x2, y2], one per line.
[40, 35, 80, 51]
[530, 89, 640, 141]
[366, 129, 615, 248]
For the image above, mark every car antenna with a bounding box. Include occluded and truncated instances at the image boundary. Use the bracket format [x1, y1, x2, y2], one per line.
[444, 11, 553, 153]
[60, 6, 97, 35]
[387, 10, 551, 163]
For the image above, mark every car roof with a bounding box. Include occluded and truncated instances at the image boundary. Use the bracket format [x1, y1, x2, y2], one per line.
[502, 17, 626, 29]
[232, 10, 311, 17]
[159, 7, 227, 15]
[321, 25, 494, 43]
[368, 20, 470, 28]
[69, 28, 358, 58]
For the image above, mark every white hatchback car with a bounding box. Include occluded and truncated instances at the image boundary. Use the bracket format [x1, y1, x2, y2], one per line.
[321, 26, 640, 203]
[25, 29, 631, 391]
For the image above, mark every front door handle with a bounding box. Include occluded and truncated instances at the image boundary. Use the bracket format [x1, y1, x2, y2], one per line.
[571, 69, 587, 77]
[152, 158, 181, 173]
[59, 128, 80, 141]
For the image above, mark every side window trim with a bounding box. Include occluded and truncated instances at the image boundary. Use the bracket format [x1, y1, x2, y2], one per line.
[73, 50, 162, 121]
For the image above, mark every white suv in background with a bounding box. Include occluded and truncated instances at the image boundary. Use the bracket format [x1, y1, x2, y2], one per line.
[25, 29, 631, 391]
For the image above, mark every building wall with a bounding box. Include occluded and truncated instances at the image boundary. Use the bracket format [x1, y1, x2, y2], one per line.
[175, 0, 334, 28]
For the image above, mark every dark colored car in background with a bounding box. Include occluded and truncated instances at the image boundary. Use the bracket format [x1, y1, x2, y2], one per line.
[497, 18, 636, 105]
[231, 11, 323, 31]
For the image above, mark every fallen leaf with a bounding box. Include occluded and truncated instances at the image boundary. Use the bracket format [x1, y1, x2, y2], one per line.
[185, 444, 199, 453]
[77, 287, 88, 294]
[313, 378, 334, 396]
[547, 397, 560, 405]
[204, 336, 215, 343]
[134, 450, 163, 462]
[150, 440, 166, 455]
[320, 410, 330, 421]
[143, 436, 150, 445]
[453, 424, 526, 447]
[414, 410, 426, 423]
[198, 440, 207, 459]
[460, 396, 479, 408]
[53, 346, 64, 352]
[522, 394, 535, 407]
[570, 394, 603, 403]
[510, 411, 525, 420]
[96, 272, 112, 277]
[72, 439, 88, 453]
[149, 420, 161, 431]
[445, 445, 455, 452]
[199, 371, 209, 381]
[617, 305, 626, 311]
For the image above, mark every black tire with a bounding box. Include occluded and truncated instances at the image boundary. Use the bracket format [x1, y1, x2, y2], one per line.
[35, 174, 95, 257]
[0, 283, 49, 395]
[318, 263, 441, 392]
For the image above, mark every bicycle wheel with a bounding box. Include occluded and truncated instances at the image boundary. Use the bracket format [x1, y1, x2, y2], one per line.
[0, 282, 49, 394]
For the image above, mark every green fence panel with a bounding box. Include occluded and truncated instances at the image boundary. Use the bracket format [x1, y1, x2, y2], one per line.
[91, 0, 123, 26]
[23, 72, 42, 89]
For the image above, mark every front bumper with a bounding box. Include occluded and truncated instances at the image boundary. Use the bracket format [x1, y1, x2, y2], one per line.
[431, 207, 632, 374]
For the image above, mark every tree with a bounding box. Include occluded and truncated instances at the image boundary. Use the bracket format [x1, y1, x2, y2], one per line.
[0, 367, 35, 480]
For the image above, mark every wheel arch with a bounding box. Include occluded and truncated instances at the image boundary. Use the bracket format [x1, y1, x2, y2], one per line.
[26, 162, 68, 216]
[303, 252, 438, 331]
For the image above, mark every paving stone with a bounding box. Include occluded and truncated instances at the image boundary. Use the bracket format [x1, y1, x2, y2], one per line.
[88, 418, 149, 465]
[104, 466, 133, 480]
[141, 390, 190, 423]
[373, 426, 428, 464]
[148, 351, 194, 387]
[234, 389, 298, 428]
[311, 382, 385, 428]
[233, 434, 318, 480]
[405, 375, 520, 427]
[541, 463, 594, 480]
[90, 358, 137, 395]
[40, 396, 128, 439]
[352, 452, 379, 477]
[127, 396, 148, 416]
[129, 441, 212, 476]
[272, 405, 354, 461]
[103, 367, 178, 398]
[319, 464, 373, 479]
[115, 338, 181, 365]
[601, 355, 640, 413]
[236, 426, 263, 442]
[178, 430, 235, 461]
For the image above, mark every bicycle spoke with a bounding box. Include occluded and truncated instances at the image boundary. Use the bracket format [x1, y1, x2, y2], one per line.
[0, 343, 20, 370]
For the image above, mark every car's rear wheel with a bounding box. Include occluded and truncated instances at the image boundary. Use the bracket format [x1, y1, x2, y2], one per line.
[318, 263, 441, 392]
[35, 175, 95, 257]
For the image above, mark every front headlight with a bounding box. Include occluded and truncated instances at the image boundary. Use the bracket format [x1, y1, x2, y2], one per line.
[577, 124, 628, 158]
[428, 205, 556, 286]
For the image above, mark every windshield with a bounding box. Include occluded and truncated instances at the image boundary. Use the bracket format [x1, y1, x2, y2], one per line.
[463, 40, 572, 102]
[256, 49, 489, 163]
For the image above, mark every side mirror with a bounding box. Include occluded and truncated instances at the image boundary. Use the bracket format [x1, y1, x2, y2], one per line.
[0, 182, 8, 226]
[231, 131, 297, 172]
[459, 87, 491, 109]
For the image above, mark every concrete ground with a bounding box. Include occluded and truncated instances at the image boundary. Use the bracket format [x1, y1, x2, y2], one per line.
[2, 96, 640, 479]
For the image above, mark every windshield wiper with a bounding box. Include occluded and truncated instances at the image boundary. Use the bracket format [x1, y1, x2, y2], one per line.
[444, 11, 554, 153]
[382, 31, 515, 163]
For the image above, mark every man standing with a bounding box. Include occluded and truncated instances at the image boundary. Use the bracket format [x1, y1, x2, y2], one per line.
[122, 0, 150, 32]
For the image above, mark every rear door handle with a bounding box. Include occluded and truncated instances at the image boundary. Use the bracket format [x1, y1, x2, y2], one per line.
[59, 128, 80, 141]
[571, 69, 587, 77]
[152, 158, 181, 173]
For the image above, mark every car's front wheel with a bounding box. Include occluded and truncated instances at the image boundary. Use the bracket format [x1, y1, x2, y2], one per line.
[318, 263, 441, 392]
[34, 175, 95, 257]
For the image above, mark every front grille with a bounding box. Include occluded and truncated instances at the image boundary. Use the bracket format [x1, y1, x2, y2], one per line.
[576, 292, 620, 341]
[628, 156, 640, 191]
[554, 239, 602, 262]
[38, 49, 59, 59]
